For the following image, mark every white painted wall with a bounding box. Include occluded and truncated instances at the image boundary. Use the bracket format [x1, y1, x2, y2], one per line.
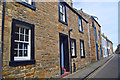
[102, 36, 108, 58]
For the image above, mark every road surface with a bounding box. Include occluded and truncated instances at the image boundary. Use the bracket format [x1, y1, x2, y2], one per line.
[87, 54, 119, 79]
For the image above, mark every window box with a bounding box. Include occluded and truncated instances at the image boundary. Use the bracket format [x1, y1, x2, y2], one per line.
[9, 19, 35, 66]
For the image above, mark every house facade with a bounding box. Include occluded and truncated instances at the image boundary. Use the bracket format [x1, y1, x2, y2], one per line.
[91, 16, 103, 62]
[102, 33, 108, 57]
[0, 0, 91, 78]
[102, 33, 113, 57]
[107, 39, 113, 56]
[78, 10, 103, 62]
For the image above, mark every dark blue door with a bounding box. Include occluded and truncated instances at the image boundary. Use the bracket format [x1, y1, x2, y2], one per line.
[96, 43, 99, 60]
[100, 44, 102, 58]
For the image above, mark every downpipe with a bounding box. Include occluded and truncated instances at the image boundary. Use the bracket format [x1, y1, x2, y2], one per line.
[87, 23, 92, 63]
[0, 0, 5, 79]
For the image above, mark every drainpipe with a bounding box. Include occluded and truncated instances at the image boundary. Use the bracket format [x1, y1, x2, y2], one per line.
[87, 23, 91, 63]
[0, 0, 5, 79]
[68, 29, 72, 73]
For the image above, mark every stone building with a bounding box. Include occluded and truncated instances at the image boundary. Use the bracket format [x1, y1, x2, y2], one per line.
[77, 10, 103, 62]
[0, 0, 91, 78]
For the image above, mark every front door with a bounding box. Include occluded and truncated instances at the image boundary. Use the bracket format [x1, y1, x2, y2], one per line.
[59, 33, 69, 75]
[96, 43, 99, 60]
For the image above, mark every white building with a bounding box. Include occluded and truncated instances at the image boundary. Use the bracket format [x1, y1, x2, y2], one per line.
[102, 34, 108, 58]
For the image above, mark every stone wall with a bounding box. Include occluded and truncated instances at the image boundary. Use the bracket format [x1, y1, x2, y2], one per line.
[2, 1, 90, 78]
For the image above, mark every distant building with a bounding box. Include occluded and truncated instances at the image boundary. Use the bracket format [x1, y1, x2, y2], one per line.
[102, 34, 108, 57]
[77, 10, 103, 62]
[102, 33, 113, 57]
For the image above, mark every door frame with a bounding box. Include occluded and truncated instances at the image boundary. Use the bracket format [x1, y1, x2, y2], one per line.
[96, 42, 99, 60]
[59, 33, 70, 75]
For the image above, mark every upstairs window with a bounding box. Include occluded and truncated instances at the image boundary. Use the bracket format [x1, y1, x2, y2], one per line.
[59, 2, 67, 25]
[21, 0, 32, 5]
[94, 27, 97, 41]
[80, 40, 85, 58]
[78, 17, 83, 32]
[71, 39, 77, 58]
[98, 30, 101, 42]
[17, 0, 36, 10]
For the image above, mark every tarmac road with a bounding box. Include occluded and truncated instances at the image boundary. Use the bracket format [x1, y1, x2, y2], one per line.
[87, 54, 119, 79]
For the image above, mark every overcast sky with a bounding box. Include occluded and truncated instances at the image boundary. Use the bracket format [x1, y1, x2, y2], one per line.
[73, 1, 118, 51]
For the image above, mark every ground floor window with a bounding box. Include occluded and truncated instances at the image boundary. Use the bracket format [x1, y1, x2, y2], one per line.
[71, 39, 77, 58]
[9, 19, 35, 66]
[80, 39, 85, 58]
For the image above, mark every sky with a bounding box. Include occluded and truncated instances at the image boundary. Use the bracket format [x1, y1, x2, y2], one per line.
[73, 1, 118, 51]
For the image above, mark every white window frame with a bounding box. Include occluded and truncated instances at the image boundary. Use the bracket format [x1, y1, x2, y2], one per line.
[60, 3, 65, 22]
[71, 40, 75, 57]
[78, 17, 83, 32]
[14, 26, 31, 61]
[21, 0, 32, 5]
[81, 41, 84, 57]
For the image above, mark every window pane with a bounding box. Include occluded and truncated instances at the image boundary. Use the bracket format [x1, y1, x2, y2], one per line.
[24, 50, 27, 56]
[60, 6, 63, 13]
[14, 50, 18, 57]
[14, 34, 19, 40]
[20, 35, 24, 41]
[24, 43, 28, 49]
[25, 29, 29, 35]
[15, 27, 19, 33]
[19, 43, 23, 49]
[81, 42, 84, 56]
[14, 42, 18, 48]
[60, 13, 63, 21]
[20, 28, 24, 34]
[19, 50, 22, 56]
[25, 35, 29, 41]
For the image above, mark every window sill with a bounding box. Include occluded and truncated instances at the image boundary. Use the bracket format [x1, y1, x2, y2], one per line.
[79, 30, 84, 34]
[9, 60, 36, 67]
[59, 19, 68, 26]
[81, 56, 85, 58]
[71, 56, 77, 58]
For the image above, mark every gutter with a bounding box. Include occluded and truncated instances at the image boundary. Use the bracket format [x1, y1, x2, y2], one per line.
[0, 0, 5, 79]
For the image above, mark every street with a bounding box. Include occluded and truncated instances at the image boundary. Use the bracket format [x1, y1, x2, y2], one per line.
[87, 54, 119, 79]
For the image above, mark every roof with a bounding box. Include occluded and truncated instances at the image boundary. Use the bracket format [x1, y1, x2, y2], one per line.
[63, 2, 88, 23]
[91, 16, 101, 28]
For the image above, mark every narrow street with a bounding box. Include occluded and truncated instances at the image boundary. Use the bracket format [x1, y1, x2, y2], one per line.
[87, 54, 119, 79]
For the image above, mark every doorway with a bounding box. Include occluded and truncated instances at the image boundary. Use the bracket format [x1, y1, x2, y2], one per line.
[96, 42, 99, 61]
[59, 33, 69, 75]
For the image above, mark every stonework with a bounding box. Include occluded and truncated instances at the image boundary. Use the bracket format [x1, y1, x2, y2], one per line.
[77, 10, 103, 62]
[1, 1, 91, 78]
[0, 1, 113, 79]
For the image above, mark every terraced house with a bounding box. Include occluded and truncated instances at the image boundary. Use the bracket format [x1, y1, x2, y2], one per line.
[0, 0, 92, 78]
[91, 16, 103, 62]
[78, 10, 103, 62]
[102, 33, 113, 57]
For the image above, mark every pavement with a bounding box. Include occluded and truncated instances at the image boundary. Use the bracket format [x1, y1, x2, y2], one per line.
[63, 54, 114, 79]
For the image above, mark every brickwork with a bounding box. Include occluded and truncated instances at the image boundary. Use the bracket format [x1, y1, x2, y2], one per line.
[1, 1, 90, 78]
